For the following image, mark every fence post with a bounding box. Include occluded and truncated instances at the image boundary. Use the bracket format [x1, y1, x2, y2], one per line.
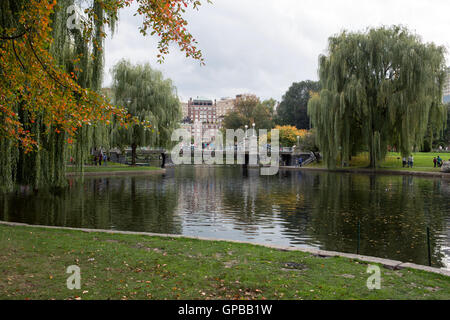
[357, 220, 361, 255]
[427, 226, 432, 267]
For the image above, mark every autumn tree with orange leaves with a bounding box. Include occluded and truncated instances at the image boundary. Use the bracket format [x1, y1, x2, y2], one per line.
[0, 0, 208, 191]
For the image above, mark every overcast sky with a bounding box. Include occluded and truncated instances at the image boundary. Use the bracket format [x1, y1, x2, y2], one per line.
[103, 0, 450, 102]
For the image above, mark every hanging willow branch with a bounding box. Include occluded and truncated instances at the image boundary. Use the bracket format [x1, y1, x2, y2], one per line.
[0, 0, 207, 192]
[111, 59, 181, 164]
[308, 26, 447, 169]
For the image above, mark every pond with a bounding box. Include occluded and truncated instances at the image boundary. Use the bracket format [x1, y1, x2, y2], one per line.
[1, 166, 449, 269]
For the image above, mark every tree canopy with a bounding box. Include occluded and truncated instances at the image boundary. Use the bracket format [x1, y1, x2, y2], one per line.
[433, 103, 450, 148]
[308, 26, 447, 168]
[0, 0, 207, 191]
[266, 125, 308, 148]
[111, 60, 181, 164]
[222, 96, 274, 132]
[276, 81, 320, 129]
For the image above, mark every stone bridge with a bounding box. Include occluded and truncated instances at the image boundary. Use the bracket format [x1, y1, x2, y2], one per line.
[110, 147, 319, 168]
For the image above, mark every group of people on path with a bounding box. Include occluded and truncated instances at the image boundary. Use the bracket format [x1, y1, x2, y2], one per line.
[402, 156, 414, 168]
[433, 156, 444, 168]
[93, 151, 108, 166]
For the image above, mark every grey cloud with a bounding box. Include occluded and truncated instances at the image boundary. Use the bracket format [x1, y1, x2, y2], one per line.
[103, 0, 450, 102]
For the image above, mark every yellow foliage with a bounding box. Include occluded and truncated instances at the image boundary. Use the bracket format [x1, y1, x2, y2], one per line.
[267, 125, 310, 147]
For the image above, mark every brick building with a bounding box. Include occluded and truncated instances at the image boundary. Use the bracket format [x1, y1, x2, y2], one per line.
[216, 97, 235, 117]
[180, 94, 258, 140]
[188, 98, 217, 123]
[187, 98, 221, 141]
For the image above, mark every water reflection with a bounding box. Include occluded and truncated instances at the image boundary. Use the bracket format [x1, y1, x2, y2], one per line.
[1, 167, 449, 269]
[1, 175, 181, 234]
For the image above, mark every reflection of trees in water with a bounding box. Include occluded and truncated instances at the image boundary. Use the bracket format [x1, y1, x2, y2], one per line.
[0, 187, 74, 227]
[173, 167, 285, 233]
[219, 170, 317, 234]
[266, 172, 319, 238]
[0, 176, 181, 234]
[173, 166, 230, 217]
[219, 170, 273, 229]
[106, 176, 181, 234]
[308, 173, 447, 267]
[1, 167, 448, 268]
[200, 168, 448, 267]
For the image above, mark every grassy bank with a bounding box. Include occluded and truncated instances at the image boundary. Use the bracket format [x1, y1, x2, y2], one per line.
[67, 163, 162, 173]
[309, 152, 450, 173]
[0, 224, 448, 300]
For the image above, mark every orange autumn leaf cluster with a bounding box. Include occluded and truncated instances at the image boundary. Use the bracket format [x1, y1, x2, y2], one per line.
[82, 0, 207, 63]
[132, 0, 209, 63]
[0, 0, 206, 152]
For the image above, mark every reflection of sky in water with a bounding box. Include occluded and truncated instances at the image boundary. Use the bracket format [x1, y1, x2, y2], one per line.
[438, 216, 450, 269]
[1, 166, 449, 270]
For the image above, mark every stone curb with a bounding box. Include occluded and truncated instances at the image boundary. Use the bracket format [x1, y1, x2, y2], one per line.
[0, 221, 448, 277]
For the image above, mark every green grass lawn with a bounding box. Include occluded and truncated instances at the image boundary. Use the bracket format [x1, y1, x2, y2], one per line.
[0, 224, 448, 300]
[309, 152, 450, 173]
[67, 163, 162, 173]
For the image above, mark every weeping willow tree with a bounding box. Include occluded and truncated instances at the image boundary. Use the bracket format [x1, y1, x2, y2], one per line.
[50, 0, 117, 174]
[1, 0, 206, 192]
[308, 26, 447, 168]
[0, 0, 115, 191]
[111, 60, 182, 165]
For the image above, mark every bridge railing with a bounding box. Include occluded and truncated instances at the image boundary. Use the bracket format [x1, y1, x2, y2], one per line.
[173, 146, 298, 154]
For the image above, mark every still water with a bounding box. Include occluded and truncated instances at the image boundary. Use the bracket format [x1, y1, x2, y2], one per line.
[1, 166, 449, 269]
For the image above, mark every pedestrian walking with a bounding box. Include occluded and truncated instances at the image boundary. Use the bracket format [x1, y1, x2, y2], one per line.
[437, 156, 443, 168]
[408, 155, 414, 168]
[433, 157, 437, 168]
[402, 157, 407, 168]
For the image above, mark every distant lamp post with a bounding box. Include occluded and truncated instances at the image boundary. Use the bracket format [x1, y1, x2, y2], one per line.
[252, 123, 256, 137]
[243, 125, 248, 151]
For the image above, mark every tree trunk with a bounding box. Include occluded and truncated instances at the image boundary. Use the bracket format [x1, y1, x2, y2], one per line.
[369, 132, 376, 169]
[131, 143, 137, 166]
[368, 105, 377, 169]
[131, 177, 136, 201]
[161, 153, 166, 168]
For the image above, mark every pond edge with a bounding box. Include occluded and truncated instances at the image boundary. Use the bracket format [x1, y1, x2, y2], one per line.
[0, 220, 448, 277]
[280, 166, 450, 179]
[66, 169, 166, 177]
